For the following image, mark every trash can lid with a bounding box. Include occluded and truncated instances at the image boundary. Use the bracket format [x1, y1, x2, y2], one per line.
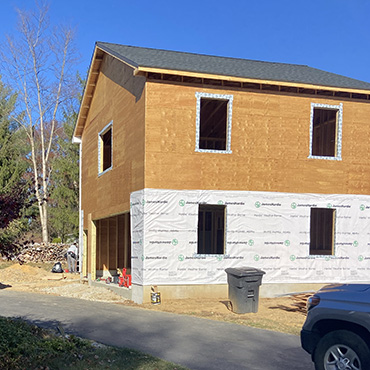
[225, 267, 266, 277]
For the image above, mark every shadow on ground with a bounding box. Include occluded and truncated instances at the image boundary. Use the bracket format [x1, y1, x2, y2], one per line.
[0, 283, 12, 289]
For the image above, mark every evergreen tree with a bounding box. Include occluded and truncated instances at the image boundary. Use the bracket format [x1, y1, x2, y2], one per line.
[0, 78, 30, 257]
[0, 78, 28, 192]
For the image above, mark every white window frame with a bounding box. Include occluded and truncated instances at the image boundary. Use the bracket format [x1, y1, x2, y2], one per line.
[98, 121, 113, 176]
[308, 103, 343, 160]
[195, 92, 233, 153]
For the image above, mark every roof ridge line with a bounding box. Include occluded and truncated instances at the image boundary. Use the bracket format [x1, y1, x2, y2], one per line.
[95, 41, 309, 68]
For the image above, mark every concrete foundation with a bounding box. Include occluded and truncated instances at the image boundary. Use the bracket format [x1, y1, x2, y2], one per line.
[88, 276, 328, 304]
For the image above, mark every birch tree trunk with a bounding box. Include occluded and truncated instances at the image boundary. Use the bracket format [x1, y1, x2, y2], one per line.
[1, 2, 78, 243]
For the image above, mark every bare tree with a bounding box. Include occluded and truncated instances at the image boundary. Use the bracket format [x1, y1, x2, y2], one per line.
[1, 1, 78, 242]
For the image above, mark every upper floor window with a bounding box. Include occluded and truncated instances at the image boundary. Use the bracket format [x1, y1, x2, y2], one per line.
[98, 121, 113, 175]
[309, 103, 342, 160]
[195, 92, 233, 153]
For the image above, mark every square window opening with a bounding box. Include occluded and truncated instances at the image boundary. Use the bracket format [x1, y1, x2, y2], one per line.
[311, 107, 339, 157]
[199, 98, 228, 150]
[310, 208, 335, 256]
[312, 108, 338, 156]
[195, 92, 233, 153]
[197, 204, 226, 254]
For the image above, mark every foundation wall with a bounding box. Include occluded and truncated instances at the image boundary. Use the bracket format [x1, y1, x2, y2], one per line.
[129, 283, 328, 304]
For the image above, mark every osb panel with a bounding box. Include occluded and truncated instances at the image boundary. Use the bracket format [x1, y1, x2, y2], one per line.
[145, 82, 370, 196]
[81, 54, 146, 228]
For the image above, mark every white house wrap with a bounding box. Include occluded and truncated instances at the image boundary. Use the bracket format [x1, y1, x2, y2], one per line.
[131, 188, 370, 286]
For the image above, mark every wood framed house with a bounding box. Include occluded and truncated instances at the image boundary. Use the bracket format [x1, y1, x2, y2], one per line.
[74, 42, 370, 303]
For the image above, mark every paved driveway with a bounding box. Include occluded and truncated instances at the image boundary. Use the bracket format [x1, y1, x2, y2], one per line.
[0, 290, 313, 370]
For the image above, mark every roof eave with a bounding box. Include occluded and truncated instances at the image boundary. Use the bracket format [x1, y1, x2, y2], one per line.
[74, 44, 141, 139]
[136, 66, 370, 95]
[73, 45, 101, 138]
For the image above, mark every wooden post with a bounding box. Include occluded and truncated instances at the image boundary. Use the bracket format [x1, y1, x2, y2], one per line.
[106, 218, 110, 271]
[115, 215, 119, 270]
[89, 213, 97, 281]
[82, 230, 88, 277]
[124, 213, 129, 268]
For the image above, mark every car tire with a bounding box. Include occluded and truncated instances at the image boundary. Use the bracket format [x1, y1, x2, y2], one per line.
[313, 330, 370, 370]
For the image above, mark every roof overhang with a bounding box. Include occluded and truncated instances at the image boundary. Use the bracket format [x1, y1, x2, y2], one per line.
[73, 46, 103, 138]
[73, 44, 140, 139]
[135, 66, 370, 96]
[74, 44, 370, 139]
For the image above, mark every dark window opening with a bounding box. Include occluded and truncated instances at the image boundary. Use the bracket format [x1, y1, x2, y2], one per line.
[199, 98, 228, 150]
[102, 128, 112, 171]
[312, 108, 338, 157]
[197, 204, 225, 254]
[310, 208, 335, 255]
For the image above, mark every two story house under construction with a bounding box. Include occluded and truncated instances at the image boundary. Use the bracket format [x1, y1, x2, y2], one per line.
[73, 42, 370, 303]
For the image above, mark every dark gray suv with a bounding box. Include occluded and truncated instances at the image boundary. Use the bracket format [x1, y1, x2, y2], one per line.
[301, 284, 370, 370]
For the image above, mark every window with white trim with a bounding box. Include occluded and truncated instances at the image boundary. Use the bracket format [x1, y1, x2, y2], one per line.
[98, 122, 113, 175]
[309, 103, 342, 160]
[195, 92, 233, 153]
[310, 207, 336, 256]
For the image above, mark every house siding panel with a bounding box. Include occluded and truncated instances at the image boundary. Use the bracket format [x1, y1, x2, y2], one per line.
[81, 54, 146, 228]
[144, 82, 370, 196]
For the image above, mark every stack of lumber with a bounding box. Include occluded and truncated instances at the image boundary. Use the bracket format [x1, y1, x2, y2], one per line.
[290, 293, 312, 313]
[15, 243, 69, 263]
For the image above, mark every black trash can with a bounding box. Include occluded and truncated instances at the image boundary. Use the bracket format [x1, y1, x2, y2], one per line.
[225, 267, 266, 314]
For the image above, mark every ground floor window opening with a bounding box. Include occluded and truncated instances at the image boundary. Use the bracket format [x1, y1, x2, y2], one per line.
[197, 204, 226, 254]
[310, 207, 336, 256]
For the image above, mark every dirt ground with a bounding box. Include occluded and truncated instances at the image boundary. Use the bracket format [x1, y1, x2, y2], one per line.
[0, 261, 309, 335]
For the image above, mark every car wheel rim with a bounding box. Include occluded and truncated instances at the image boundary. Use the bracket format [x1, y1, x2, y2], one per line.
[324, 344, 361, 370]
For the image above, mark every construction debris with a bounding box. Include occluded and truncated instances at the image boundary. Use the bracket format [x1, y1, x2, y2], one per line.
[272, 292, 313, 314]
[290, 293, 312, 313]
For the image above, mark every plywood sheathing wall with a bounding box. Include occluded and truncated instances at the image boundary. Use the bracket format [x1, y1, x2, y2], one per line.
[144, 82, 370, 196]
[81, 54, 146, 228]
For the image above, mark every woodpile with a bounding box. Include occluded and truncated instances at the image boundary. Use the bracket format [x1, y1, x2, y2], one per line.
[12, 243, 69, 264]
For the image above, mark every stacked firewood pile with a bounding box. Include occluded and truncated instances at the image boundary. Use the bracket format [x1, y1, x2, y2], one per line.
[11, 243, 69, 264]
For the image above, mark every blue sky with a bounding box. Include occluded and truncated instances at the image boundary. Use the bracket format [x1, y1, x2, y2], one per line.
[1, 0, 370, 84]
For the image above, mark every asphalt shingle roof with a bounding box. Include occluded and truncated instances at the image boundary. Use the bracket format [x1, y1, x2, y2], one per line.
[96, 42, 370, 91]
